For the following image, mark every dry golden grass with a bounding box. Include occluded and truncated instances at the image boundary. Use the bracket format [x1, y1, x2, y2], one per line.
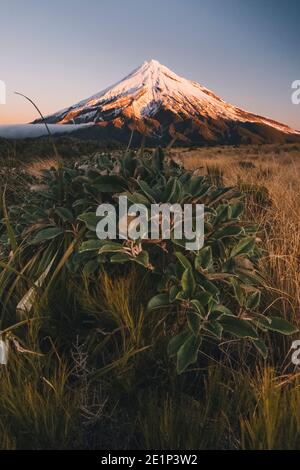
[173, 144, 300, 324]
[24, 157, 59, 178]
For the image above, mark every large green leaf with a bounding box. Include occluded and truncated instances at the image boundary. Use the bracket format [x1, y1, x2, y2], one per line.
[31, 227, 63, 244]
[246, 291, 261, 310]
[197, 273, 220, 297]
[175, 252, 193, 270]
[252, 339, 268, 359]
[231, 237, 255, 258]
[110, 253, 132, 263]
[55, 207, 74, 222]
[164, 178, 183, 203]
[137, 180, 157, 203]
[167, 329, 191, 356]
[93, 175, 126, 192]
[195, 291, 211, 306]
[152, 147, 164, 173]
[169, 285, 180, 302]
[120, 192, 150, 205]
[214, 204, 230, 225]
[181, 268, 196, 298]
[231, 201, 244, 219]
[133, 250, 150, 268]
[219, 316, 258, 339]
[211, 304, 233, 317]
[177, 334, 201, 374]
[231, 278, 245, 307]
[262, 316, 298, 335]
[79, 239, 107, 253]
[191, 299, 205, 317]
[147, 293, 170, 312]
[77, 212, 100, 231]
[204, 321, 223, 339]
[195, 246, 213, 270]
[214, 225, 242, 239]
[187, 311, 201, 335]
[122, 151, 137, 176]
[98, 242, 125, 254]
[83, 259, 99, 275]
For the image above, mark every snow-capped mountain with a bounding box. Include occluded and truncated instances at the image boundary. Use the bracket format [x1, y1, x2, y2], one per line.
[35, 59, 300, 145]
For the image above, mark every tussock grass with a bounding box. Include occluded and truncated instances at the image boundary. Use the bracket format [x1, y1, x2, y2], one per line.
[241, 367, 300, 449]
[0, 349, 79, 449]
[24, 158, 59, 178]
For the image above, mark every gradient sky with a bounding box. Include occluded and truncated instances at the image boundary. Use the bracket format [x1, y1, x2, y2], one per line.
[0, 0, 299, 129]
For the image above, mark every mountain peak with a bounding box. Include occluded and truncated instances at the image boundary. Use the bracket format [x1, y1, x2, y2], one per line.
[133, 58, 179, 83]
[143, 59, 161, 67]
[36, 61, 300, 144]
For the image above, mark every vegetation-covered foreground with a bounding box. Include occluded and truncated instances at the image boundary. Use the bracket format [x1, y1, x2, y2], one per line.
[0, 142, 300, 450]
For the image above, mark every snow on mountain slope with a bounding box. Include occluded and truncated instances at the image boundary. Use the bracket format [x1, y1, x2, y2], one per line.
[35, 60, 300, 145]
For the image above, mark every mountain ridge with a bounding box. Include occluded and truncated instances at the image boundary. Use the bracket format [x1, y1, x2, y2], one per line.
[34, 59, 300, 145]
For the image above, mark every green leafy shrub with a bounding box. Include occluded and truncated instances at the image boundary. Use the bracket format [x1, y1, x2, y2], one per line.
[1, 149, 296, 374]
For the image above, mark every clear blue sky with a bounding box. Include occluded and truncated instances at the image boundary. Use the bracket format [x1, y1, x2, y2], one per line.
[0, 0, 299, 129]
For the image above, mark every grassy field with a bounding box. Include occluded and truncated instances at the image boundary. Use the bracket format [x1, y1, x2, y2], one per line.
[174, 143, 300, 320]
[0, 142, 300, 450]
